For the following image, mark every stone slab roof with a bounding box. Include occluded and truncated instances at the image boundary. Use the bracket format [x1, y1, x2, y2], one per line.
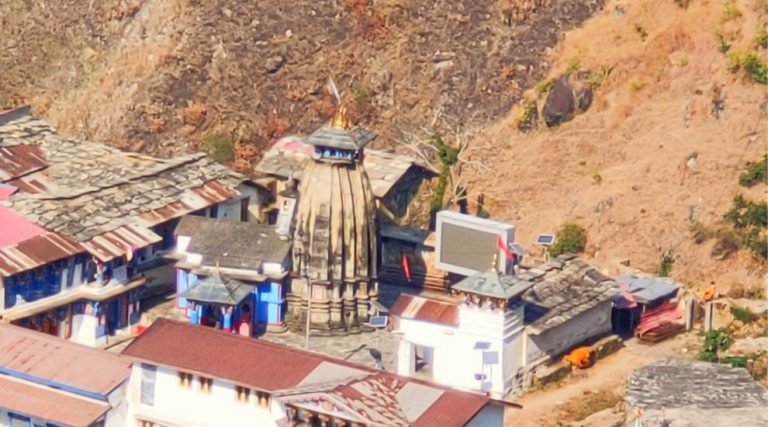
[254, 136, 433, 198]
[180, 273, 255, 306]
[175, 215, 292, 270]
[520, 254, 617, 334]
[451, 269, 534, 300]
[0, 108, 246, 244]
[306, 125, 376, 151]
[626, 360, 768, 410]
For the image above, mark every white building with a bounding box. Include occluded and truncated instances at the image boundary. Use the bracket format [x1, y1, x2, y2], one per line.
[392, 255, 616, 398]
[0, 324, 131, 427]
[121, 318, 516, 427]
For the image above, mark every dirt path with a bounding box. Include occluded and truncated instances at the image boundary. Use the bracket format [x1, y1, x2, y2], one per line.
[507, 335, 697, 427]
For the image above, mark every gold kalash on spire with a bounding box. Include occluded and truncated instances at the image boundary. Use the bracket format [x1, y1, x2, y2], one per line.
[329, 103, 351, 130]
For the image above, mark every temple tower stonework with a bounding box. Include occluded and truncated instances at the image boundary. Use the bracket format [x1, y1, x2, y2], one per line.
[286, 107, 379, 335]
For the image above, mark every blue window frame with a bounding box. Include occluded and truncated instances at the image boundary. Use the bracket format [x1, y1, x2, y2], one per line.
[8, 412, 31, 427]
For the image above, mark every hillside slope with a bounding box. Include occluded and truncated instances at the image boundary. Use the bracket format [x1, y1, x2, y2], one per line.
[465, 0, 767, 290]
[0, 0, 601, 160]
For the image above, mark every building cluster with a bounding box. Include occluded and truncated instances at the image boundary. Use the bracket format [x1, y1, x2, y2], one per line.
[0, 105, 760, 427]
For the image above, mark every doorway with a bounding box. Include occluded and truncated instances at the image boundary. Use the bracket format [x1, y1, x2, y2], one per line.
[414, 345, 435, 381]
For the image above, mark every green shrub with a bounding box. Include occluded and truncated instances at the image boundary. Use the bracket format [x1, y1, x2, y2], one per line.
[201, 134, 234, 163]
[722, 0, 742, 20]
[715, 31, 732, 53]
[533, 78, 553, 95]
[549, 222, 588, 256]
[657, 251, 675, 277]
[724, 195, 768, 229]
[731, 304, 760, 323]
[727, 52, 768, 84]
[585, 65, 614, 89]
[516, 97, 539, 133]
[742, 53, 768, 84]
[738, 155, 768, 187]
[720, 355, 748, 367]
[698, 327, 734, 362]
[758, 25, 768, 49]
[429, 133, 461, 215]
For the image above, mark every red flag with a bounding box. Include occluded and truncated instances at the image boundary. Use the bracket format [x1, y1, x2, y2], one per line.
[401, 254, 412, 282]
[496, 236, 512, 260]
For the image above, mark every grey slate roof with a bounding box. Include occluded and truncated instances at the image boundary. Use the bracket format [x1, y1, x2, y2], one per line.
[451, 269, 534, 300]
[626, 360, 768, 410]
[254, 136, 433, 198]
[180, 273, 255, 306]
[616, 275, 679, 304]
[306, 126, 376, 151]
[175, 215, 291, 270]
[0, 109, 245, 242]
[520, 255, 617, 334]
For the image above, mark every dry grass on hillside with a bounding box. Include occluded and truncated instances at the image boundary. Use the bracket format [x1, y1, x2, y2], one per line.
[465, 0, 768, 290]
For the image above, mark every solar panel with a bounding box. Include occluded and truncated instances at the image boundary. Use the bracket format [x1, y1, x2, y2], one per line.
[483, 351, 499, 365]
[474, 341, 491, 350]
[535, 233, 556, 246]
[367, 316, 388, 328]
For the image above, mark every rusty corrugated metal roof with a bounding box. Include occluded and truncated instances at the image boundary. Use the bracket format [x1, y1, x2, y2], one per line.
[0, 231, 85, 276]
[0, 376, 110, 427]
[0, 324, 131, 395]
[80, 224, 162, 263]
[0, 145, 47, 182]
[389, 294, 459, 326]
[139, 180, 238, 226]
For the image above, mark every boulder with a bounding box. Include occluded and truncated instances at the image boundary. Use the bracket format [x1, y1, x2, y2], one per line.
[541, 78, 576, 127]
[576, 86, 593, 111]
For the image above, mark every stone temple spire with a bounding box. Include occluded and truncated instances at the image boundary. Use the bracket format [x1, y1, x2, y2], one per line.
[285, 106, 379, 335]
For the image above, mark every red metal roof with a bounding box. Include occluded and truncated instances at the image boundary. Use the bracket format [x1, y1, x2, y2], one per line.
[0, 144, 48, 182]
[412, 388, 490, 427]
[0, 324, 131, 395]
[122, 319, 340, 391]
[0, 206, 45, 246]
[81, 224, 162, 262]
[389, 294, 459, 326]
[0, 376, 109, 427]
[0, 229, 85, 276]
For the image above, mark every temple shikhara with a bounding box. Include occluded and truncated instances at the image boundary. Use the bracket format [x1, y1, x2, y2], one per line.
[285, 106, 380, 334]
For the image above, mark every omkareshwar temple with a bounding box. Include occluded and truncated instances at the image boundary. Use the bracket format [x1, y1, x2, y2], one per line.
[284, 106, 379, 335]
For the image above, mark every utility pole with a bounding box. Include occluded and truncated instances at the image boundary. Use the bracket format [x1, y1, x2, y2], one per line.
[304, 253, 311, 350]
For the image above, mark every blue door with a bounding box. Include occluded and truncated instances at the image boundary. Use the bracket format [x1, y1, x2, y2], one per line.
[107, 300, 119, 334]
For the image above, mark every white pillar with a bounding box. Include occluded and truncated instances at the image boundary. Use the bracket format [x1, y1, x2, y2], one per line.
[397, 341, 415, 377]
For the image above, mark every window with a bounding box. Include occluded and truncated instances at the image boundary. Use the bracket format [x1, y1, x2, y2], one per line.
[178, 371, 193, 388]
[141, 364, 157, 406]
[235, 385, 250, 402]
[198, 375, 213, 393]
[255, 390, 271, 408]
[9, 413, 30, 427]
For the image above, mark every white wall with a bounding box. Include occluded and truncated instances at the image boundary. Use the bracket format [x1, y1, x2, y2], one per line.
[466, 404, 505, 427]
[71, 313, 99, 347]
[396, 305, 526, 399]
[127, 363, 287, 427]
[106, 381, 129, 427]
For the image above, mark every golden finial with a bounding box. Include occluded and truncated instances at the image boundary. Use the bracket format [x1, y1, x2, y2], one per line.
[491, 252, 498, 273]
[329, 104, 350, 130]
